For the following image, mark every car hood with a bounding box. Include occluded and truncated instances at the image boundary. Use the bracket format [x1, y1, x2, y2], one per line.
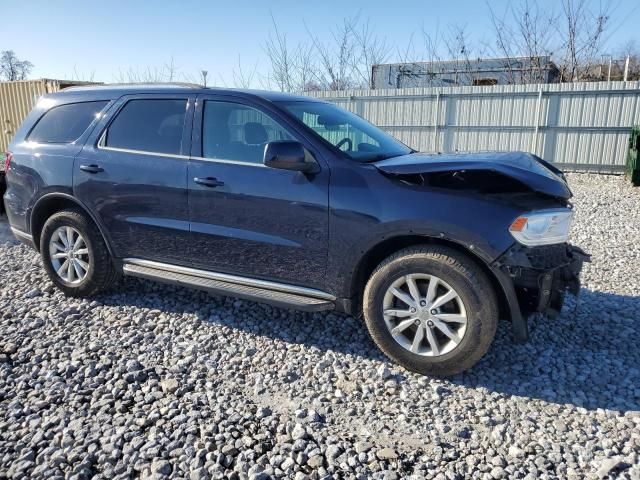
[374, 151, 572, 199]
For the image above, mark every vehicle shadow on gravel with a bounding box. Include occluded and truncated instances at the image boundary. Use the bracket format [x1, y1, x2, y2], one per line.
[97, 277, 640, 414]
[457, 289, 640, 414]
[0, 215, 18, 245]
[98, 276, 389, 361]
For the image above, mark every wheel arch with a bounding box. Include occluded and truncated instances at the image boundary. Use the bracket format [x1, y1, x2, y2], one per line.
[350, 235, 514, 322]
[30, 193, 114, 256]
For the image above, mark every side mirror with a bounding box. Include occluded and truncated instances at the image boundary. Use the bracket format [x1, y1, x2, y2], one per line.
[263, 141, 319, 174]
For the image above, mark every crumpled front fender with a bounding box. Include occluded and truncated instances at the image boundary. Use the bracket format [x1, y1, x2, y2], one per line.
[374, 151, 573, 199]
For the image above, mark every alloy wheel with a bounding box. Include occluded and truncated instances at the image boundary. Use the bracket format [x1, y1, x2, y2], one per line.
[382, 274, 467, 356]
[48, 226, 90, 284]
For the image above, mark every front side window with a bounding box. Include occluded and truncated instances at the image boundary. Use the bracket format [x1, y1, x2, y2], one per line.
[28, 101, 108, 144]
[276, 101, 411, 162]
[202, 101, 295, 164]
[104, 99, 187, 155]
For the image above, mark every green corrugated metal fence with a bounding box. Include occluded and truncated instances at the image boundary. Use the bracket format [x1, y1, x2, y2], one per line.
[627, 127, 640, 185]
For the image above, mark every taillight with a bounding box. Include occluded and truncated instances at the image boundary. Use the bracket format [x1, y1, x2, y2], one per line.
[3, 152, 12, 172]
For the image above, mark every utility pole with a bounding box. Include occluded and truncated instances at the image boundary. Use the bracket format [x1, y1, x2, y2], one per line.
[201, 70, 208, 87]
[623, 56, 630, 82]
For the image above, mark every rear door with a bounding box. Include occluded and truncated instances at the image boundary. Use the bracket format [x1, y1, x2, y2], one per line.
[187, 94, 329, 288]
[74, 94, 194, 264]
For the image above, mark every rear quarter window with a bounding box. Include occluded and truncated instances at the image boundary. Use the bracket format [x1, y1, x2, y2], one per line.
[28, 101, 108, 144]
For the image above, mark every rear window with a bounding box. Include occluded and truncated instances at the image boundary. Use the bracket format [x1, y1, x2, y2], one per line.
[103, 99, 187, 155]
[28, 101, 108, 144]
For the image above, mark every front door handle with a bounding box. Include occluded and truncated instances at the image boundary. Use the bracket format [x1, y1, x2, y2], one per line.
[194, 177, 225, 188]
[79, 164, 104, 174]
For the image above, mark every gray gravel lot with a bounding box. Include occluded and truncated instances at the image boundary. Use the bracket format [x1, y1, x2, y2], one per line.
[1, 173, 639, 479]
[0, 218, 15, 245]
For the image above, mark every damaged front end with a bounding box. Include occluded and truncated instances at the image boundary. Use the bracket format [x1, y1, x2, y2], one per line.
[374, 151, 573, 199]
[492, 243, 590, 340]
[374, 151, 590, 342]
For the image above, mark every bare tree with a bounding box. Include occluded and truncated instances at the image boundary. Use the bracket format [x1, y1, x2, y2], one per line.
[391, 32, 424, 88]
[388, 22, 484, 88]
[263, 13, 300, 92]
[231, 55, 259, 89]
[65, 66, 96, 82]
[422, 27, 445, 66]
[441, 25, 478, 85]
[103, 0, 626, 92]
[515, 1, 557, 82]
[262, 14, 389, 92]
[164, 57, 178, 82]
[485, 1, 557, 84]
[392, 27, 445, 88]
[112, 59, 199, 84]
[350, 18, 391, 88]
[306, 17, 357, 90]
[114, 66, 164, 83]
[305, 15, 391, 90]
[556, 0, 611, 81]
[0, 50, 34, 81]
[412, 24, 480, 87]
[264, 15, 309, 92]
[484, 0, 614, 83]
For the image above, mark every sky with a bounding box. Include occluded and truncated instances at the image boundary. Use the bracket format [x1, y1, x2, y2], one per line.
[2, 0, 639, 87]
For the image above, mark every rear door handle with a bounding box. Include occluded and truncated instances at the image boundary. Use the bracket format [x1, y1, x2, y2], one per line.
[79, 164, 104, 174]
[194, 177, 224, 188]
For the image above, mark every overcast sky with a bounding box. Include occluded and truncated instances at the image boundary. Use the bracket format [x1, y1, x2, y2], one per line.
[2, 0, 639, 86]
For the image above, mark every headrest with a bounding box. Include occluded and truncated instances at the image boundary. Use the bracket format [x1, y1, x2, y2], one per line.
[244, 122, 268, 145]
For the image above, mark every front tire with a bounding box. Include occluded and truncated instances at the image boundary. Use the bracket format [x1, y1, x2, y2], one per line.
[40, 209, 119, 297]
[363, 246, 498, 376]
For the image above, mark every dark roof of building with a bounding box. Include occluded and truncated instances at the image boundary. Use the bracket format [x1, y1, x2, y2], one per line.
[374, 56, 557, 69]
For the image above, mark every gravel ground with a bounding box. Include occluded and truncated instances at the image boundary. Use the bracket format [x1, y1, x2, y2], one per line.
[0, 173, 639, 480]
[0, 217, 14, 245]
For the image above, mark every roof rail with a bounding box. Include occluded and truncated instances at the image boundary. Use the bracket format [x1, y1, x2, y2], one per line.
[63, 82, 204, 91]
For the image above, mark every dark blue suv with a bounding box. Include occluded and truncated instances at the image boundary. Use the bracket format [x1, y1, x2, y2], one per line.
[3, 84, 587, 375]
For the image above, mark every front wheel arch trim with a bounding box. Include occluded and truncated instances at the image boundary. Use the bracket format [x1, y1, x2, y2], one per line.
[349, 234, 527, 342]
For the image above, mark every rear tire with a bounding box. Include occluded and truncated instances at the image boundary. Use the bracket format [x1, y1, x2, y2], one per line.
[363, 246, 498, 376]
[40, 209, 119, 297]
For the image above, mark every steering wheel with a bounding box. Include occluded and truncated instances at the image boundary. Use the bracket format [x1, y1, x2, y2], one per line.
[336, 137, 353, 151]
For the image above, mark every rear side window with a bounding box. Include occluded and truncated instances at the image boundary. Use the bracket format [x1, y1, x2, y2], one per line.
[28, 101, 108, 144]
[103, 99, 187, 155]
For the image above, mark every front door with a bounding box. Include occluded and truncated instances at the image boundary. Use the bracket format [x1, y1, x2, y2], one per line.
[74, 94, 194, 264]
[187, 95, 329, 288]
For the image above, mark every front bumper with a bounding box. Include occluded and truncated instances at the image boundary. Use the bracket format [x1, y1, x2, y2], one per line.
[491, 243, 590, 341]
[504, 243, 589, 315]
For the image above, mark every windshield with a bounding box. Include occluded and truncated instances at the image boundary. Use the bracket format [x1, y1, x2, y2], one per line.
[275, 101, 412, 162]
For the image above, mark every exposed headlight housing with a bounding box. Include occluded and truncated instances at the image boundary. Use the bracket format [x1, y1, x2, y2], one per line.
[509, 209, 573, 246]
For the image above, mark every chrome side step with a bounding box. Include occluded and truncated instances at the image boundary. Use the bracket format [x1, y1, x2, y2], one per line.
[122, 258, 335, 312]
